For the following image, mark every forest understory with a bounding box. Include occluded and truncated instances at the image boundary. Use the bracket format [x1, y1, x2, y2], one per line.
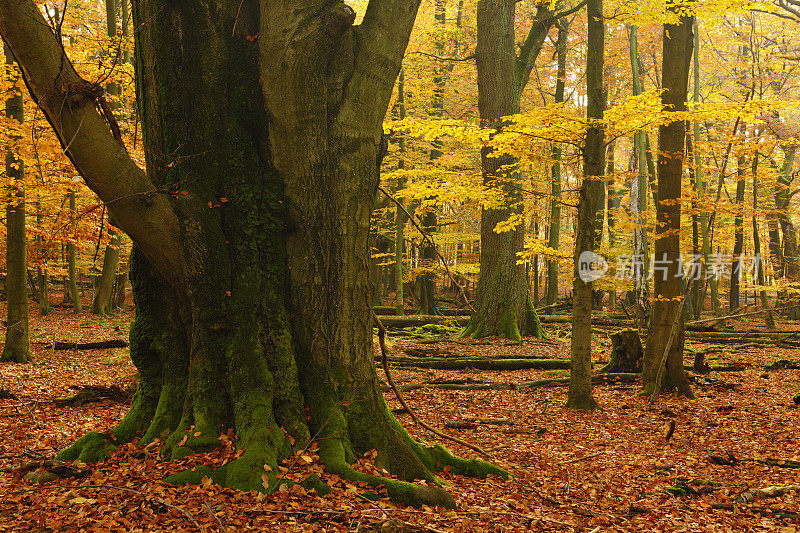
[1, 302, 799, 532]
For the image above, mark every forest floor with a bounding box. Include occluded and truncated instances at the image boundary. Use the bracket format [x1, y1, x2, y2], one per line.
[1, 302, 800, 532]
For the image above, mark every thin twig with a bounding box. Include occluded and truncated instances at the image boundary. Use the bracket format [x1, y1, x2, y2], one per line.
[1, 386, 37, 423]
[377, 185, 474, 312]
[373, 312, 489, 457]
[267, 415, 332, 495]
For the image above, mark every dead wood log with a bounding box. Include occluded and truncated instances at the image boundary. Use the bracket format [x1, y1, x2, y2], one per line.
[374, 306, 470, 317]
[1, 459, 91, 480]
[53, 384, 134, 406]
[377, 315, 470, 328]
[765, 359, 800, 370]
[518, 373, 640, 389]
[601, 329, 643, 373]
[45, 339, 129, 350]
[735, 484, 800, 504]
[382, 356, 572, 371]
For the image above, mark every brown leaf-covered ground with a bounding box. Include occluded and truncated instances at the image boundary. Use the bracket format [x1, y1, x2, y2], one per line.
[2, 303, 800, 532]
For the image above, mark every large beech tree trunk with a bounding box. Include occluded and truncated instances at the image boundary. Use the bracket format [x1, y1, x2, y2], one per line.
[642, 11, 694, 397]
[0, 0, 503, 507]
[463, 0, 572, 341]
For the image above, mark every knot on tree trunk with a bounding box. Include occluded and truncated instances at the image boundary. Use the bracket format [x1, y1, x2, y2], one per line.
[325, 3, 356, 38]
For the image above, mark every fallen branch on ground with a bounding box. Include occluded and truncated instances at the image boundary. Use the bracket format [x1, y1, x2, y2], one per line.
[41, 339, 129, 350]
[53, 384, 135, 406]
[373, 312, 490, 457]
[735, 484, 800, 503]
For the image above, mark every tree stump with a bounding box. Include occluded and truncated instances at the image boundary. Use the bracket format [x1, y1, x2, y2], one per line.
[601, 329, 643, 373]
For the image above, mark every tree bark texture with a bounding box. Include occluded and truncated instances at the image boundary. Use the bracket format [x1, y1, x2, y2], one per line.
[546, 19, 570, 307]
[1, 43, 30, 363]
[0, 0, 505, 507]
[642, 12, 694, 397]
[567, 0, 602, 411]
[92, 230, 121, 314]
[464, 0, 554, 341]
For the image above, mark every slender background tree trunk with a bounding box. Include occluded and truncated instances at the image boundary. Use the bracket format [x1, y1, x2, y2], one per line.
[567, 0, 603, 411]
[1, 43, 30, 363]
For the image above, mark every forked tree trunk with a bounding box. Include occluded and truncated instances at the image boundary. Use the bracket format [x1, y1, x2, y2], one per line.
[464, 0, 563, 340]
[1, 43, 30, 363]
[642, 11, 694, 397]
[0, 0, 504, 507]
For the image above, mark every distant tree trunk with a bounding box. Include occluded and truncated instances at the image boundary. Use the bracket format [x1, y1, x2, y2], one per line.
[394, 69, 406, 316]
[752, 151, 775, 328]
[92, 229, 121, 314]
[546, 18, 570, 307]
[629, 25, 649, 330]
[690, 17, 716, 315]
[113, 251, 128, 310]
[567, 0, 603, 411]
[1, 43, 30, 363]
[777, 147, 800, 317]
[642, 10, 694, 397]
[415, 0, 453, 316]
[730, 152, 746, 312]
[35, 197, 49, 315]
[606, 139, 618, 308]
[687, 125, 701, 318]
[65, 189, 82, 312]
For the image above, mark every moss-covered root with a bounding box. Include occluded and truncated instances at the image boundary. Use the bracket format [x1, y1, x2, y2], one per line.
[461, 299, 544, 342]
[57, 431, 116, 462]
[318, 437, 457, 508]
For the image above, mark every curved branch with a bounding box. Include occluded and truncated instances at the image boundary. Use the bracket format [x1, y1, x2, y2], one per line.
[0, 0, 186, 291]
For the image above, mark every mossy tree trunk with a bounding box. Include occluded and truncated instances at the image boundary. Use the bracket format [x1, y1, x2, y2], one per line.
[566, 0, 602, 411]
[1, 43, 30, 364]
[776, 147, 800, 318]
[0, 0, 504, 507]
[642, 10, 694, 397]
